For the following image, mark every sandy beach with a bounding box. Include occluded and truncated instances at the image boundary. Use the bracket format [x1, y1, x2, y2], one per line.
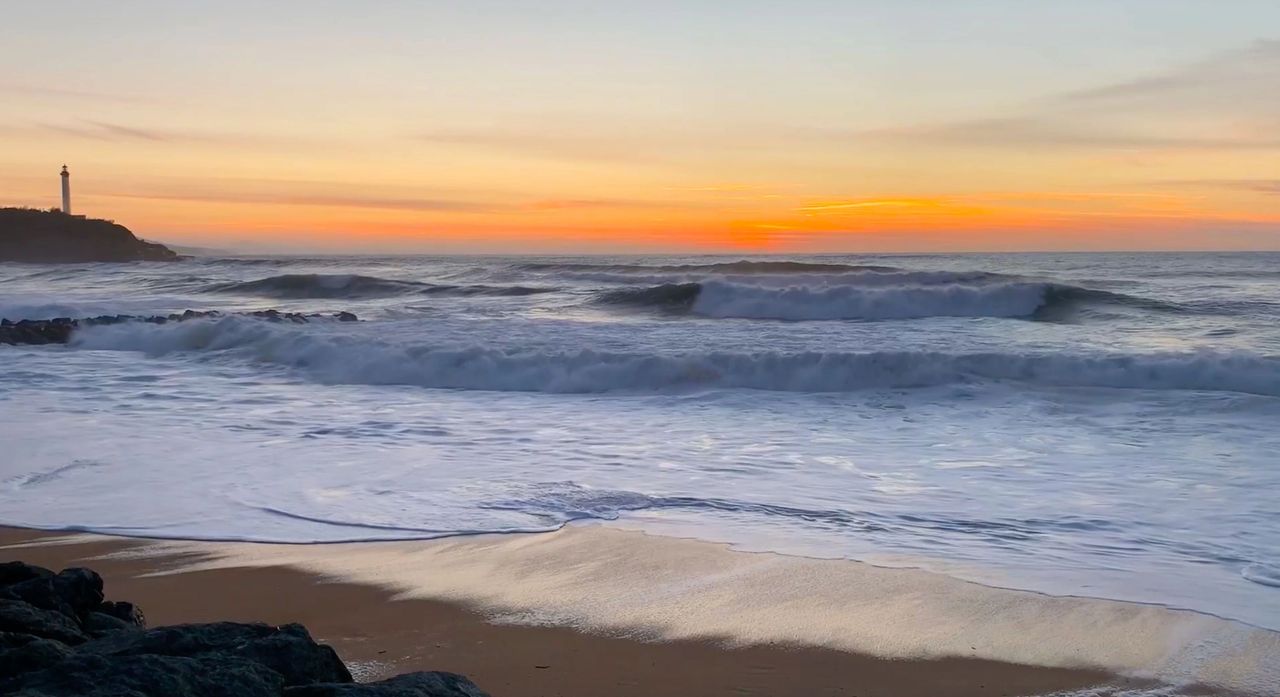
[0, 524, 1134, 697]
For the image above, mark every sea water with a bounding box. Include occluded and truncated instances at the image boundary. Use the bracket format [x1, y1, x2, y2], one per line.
[1, 253, 1278, 633]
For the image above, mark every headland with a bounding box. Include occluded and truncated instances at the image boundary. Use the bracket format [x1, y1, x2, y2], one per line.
[0, 208, 179, 263]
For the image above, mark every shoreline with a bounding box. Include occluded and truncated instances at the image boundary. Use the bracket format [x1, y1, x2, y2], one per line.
[0, 524, 1127, 697]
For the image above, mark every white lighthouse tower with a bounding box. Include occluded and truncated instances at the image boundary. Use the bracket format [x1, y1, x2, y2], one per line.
[60, 165, 71, 215]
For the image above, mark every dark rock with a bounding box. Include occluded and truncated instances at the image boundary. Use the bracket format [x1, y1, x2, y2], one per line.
[0, 207, 180, 263]
[97, 600, 145, 628]
[0, 567, 103, 622]
[0, 561, 487, 696]
[83, 611, 135, 637]
[0, 600, 88, 645]
[0, 637, 72, 680]
[0, 563, 54, 588]
[1, 310, 360, 346]
[80, 621, 353, 686]
[0, 578, 76, 619]
[0, 632, 39, 650]
[0, 652, 283, 697]
[51, 568, 103, 619]
[285, 672, 492, 697]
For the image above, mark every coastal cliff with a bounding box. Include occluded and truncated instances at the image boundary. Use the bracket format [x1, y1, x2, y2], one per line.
[0, 208, 179, 263]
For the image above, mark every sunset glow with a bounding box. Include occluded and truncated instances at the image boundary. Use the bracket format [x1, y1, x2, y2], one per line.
[2, 1, 1277, 253]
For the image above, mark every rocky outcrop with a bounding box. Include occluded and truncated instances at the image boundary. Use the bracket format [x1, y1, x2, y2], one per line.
[0, 309, 360, 346]
[0, 560, 490, 697]
[0, 207, 179, 263]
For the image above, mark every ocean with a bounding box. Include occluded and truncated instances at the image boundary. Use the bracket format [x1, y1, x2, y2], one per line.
[1, 252, 1278, 636]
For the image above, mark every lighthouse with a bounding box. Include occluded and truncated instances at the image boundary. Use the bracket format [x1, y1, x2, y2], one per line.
[60, 165, 71, 215]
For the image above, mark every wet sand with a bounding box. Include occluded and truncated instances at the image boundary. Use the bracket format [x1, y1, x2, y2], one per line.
[0, 525, 1120, 697]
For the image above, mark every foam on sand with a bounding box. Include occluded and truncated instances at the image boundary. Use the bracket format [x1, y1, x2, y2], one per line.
[118, 525, 1279, 696]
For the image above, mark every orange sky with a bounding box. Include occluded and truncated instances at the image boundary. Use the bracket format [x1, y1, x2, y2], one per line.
[2, 3, 1277, 253]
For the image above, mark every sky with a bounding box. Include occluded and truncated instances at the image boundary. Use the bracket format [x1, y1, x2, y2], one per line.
[1, 0, 1278, 253]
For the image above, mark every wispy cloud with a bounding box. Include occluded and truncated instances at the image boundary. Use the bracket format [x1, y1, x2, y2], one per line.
[416, 129, 656, 163]
[26, 120, 303, 147]
[859, 39, 1280, 152]
[1058, 39, 1280, 105]
[102, 189, 502, 213]
[99, 185, 673, 214]
[0, 83, 142, 103]
[1159, 179, 1280, 195]
[524, 198, 668, 211]
[863, 116, 1280, 150]
[796, 199, 929, 213]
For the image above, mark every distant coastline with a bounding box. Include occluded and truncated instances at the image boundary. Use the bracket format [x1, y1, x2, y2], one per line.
[0, 207, 179, 263]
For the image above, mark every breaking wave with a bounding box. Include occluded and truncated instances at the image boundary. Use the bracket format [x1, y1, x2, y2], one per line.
[518, 260, 902, 274]
[208, 274, 556, 299]
[597, 279, 1177, 321]
[70, 317, 1280, 396]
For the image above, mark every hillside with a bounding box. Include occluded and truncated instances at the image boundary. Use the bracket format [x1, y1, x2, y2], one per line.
[0, 207, 179, 263]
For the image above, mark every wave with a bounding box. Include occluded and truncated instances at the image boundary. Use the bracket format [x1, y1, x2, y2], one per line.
[69, 317, 1280, 396]
[518, 260, 902, 274]
[565, 268, 1014, 287]
[208, 274, 556, 299]
[597, 283, 702, 311]
[597, 279, 1177, 321]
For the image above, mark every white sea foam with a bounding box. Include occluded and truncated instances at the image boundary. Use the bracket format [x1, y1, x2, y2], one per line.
[69, 317, 1280, 396]
[114, 526, 1280, 696]
[6, 252, 1280, 688]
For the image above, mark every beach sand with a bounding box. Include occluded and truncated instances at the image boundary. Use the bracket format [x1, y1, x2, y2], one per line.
[0, 525, 1136, 697]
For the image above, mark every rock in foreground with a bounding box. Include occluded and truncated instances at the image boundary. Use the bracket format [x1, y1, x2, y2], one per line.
[0, 207, 179, 263]
[0, 309, 359, 346]
[0, 560, 490, 697]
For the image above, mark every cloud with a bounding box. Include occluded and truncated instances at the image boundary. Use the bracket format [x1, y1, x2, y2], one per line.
[859, 40, 1280, 152]
[524, 198, 666, 211]
[29, 120, 305, 147]
[102, 189, 502, 213]
[414, 121, 732, 165]
[40, 121, 175, 141]
[416, 129, 659, 163]
[98, 184, 673, 214]
[1058, 39, 1280, 105]
[796, 199, 931, 213]
[0, 83, 141, 103]
[1160, 179, 1280, 195]
[864, 116, 1280, 150]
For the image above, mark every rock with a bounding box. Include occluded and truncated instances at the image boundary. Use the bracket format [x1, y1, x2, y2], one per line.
[284, 672, 492, 697]
[0, 568, 103, 622]
[51, 568, 103, 619]
[0, 632, 39, 650]
[79, 621, 353, 686]
[0, 637, 72, 680]
[0, 563, 54, 588]
[83, 611, 135, 637]
[0, 207, 180, 263]
[1, 310, 360, 346]
[0, 600, 88, 645]
[0, 653, 284, 697]
[97, 601, 145, 628]
[0, 320, 73, 346]
[0, 578, 76, 619]
[0, 560, 488, 696]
